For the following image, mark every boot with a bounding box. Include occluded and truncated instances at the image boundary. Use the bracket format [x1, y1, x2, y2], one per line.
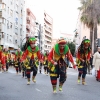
[77, 76, 81, 84]
[32, 76, 36, 83]
[27, 78, 30, 85]
[59, 84, 63, 91]
[82, 78, 86, 85]
[53, 85, 57, 93]
[40, 69, 41, 74]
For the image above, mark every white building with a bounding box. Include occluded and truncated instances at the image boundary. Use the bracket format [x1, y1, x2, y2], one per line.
[0, 0, 26, 50]
[43, 11, 53, 53]
[34, 20, 44, 53]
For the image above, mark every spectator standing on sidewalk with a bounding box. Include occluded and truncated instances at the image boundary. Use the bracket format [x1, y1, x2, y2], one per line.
[92, 46, 100, 82]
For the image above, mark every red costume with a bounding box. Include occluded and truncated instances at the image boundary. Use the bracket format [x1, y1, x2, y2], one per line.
[20, 37, 42, 85]
[76, 39, 91, 85]
[48, 38, 76, 93]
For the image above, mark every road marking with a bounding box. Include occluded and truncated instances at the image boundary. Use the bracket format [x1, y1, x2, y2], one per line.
[35, 88, 42, 92]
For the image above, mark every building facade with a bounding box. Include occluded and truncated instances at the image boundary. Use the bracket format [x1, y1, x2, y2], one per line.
[51, 39, 58, 48]
[43, 11, 53, 52]
[35, 22, 44, 53]
[0, 0, 26, 50]
[75, 11, 100, 45]
[26, 8, 36, 38]
[60, 33, 74, 42]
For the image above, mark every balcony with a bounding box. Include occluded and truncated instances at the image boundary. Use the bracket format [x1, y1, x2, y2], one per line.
[0, 10, 6, 18]
[0, 23, 6, 33]
[45, 29, 52, 37]
[26, 24, 30, 30]
[26, 16, 30, 20]
[44, 25, 52, 34]
[44, 17, 53, 25]
[44, 37, 52, 43]
[44, 41, 51, 46]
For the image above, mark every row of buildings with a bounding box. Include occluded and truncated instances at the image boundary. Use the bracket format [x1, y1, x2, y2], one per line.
[73, 11, 100, 52]
[0, 0, 53, 53]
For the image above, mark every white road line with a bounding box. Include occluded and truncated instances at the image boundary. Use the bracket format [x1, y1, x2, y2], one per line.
[35, 88, 42, 92]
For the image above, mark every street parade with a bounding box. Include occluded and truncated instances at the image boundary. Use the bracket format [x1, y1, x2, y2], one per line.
[0, 0, 100, 100]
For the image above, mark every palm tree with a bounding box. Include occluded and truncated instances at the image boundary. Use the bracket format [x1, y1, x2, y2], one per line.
[78, 0, 100, 53]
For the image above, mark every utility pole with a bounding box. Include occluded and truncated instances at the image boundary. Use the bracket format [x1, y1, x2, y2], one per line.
[39, 24, 41, 50]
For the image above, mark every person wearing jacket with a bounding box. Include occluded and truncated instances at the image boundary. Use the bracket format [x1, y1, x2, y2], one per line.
[43, 51, 49, 75]
[3, 48, 10, 72]
[20, 37, 42, 85]
[15, 48, 23, 74]
[0, 46, 3, 71]
[92, 46, 100, 82]
[76, 39, 91, 85]
[48, 38, 76, 93]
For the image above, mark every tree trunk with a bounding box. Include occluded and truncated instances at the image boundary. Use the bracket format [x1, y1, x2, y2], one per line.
[94, 23, 97, 53]
[90, 26, 93, 50]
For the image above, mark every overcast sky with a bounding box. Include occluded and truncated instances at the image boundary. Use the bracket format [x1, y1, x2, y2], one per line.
[26, 0, 81, 38]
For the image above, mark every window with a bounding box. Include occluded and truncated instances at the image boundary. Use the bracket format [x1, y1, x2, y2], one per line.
[9, 35, 12, 42]
[15, 27, 18, 35]
[7, 7, 9, 14]
[15, 21, 18, 25]
[7, 20, 9, 29]
[15, 4, 18, 11]
[11, 0, 13, 5]
[15, 0, 18, 6]
[21, 4, 23, 12]
[10, 22, 12, 28]
[7, 34, 9, 41]
[15, 39, 17, 43]
[2, 18, 6, 24]
[10, 10, 13, 16]
[20, 28, 22, 36]
[0, 3, 6, 11]
[20, 38, 22, 43]
[0, 4, 2, 11]
[15, 12, 18, 18]
[0, 34, 1, 40]
[27, 19, 30, 24]
[2, 3, 6, 10]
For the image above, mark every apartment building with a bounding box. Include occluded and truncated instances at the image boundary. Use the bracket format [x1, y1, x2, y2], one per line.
[26, 8, 36, 38]
[34, 22, 44, 52]
[0, 0, 26, 50]
[60, 33, 73, 42]
[51, 39, 58, 48]
[75, 11, 100, 45]
[44, 11, 53, 52]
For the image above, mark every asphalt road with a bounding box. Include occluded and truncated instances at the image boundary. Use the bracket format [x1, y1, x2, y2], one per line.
[0, 67, 100, 100]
